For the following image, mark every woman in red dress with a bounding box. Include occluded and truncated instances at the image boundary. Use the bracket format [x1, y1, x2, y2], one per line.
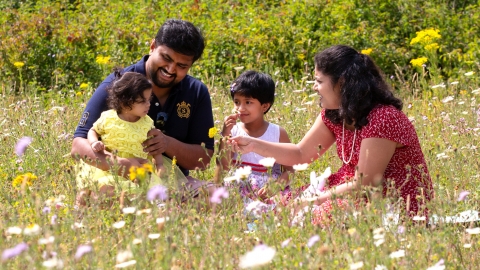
[229, 45, 434, 226]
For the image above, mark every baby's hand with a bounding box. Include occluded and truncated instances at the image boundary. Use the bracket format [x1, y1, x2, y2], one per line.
[91, 141, 105, 152]
[156, 164, 166, 178]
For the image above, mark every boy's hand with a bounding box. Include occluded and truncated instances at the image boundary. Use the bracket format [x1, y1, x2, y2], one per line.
[91, 141, 105, 152]
[222, 113, 239, 137]
[257, 187, 271, 201]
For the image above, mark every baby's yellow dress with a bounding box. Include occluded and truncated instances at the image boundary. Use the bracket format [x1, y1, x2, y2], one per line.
[75, 110, 186, 193]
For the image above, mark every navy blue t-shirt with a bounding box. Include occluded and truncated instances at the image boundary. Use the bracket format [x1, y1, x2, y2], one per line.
[73, 55, 215, 176]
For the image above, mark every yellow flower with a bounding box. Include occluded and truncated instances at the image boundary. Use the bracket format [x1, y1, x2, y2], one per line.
[424, 43, 439, 51]
[79, 83, 89, 89]
[76, 91, 82, 96]
[12, 173, 37, 188]
[361, 48, 373, 55]
[172, 156, 177, 166]
[95, 56, 111, 65]
[14, 62, 25, 68]
[142, 163, 153, 173]
[410, 28, 441, 45]
[410, 57, 428, 68]
[129, 166, 137, 181]
[136, 167, 146, 179]
[208, 127, 218, 138]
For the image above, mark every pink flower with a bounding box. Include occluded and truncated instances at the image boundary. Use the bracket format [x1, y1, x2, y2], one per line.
[210, 187, 229, 204]
[147, 185, 168, 202]
[14, 137, 32, 156]
[2, 242, 28, 261]
[307, 235, 320, 247]
[74, 245, 92, 260]
[457, 191, 470, 201]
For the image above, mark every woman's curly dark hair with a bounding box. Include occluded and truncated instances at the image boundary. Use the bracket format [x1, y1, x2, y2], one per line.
[315, 45, 402, 129]
[106, 69, 152, 114]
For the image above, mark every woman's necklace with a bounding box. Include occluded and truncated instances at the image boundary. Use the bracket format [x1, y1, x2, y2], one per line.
[341, 120, 357, 165]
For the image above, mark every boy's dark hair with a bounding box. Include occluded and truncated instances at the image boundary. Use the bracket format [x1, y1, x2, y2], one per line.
[106, 69, 152, 114]
[314, 45, 402, 129]
[230, 70, 275, 114]
[155, 19, 205, 63]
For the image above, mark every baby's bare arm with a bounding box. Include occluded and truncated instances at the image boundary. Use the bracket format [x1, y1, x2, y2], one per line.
[87, 128, 105, 152]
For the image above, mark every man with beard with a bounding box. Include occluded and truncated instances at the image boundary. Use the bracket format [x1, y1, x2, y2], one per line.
[71, 19, 215, 203]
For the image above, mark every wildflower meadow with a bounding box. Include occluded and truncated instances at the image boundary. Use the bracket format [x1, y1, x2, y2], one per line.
[1, 0, 480, 269]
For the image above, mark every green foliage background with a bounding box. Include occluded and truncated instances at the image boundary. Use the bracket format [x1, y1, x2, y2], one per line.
[0, 0, 479, 91]
[0, 1, 480, 269]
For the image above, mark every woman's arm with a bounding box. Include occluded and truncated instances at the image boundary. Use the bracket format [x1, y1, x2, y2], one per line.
[230, 113, 336, 166]
[277, 126, 293, 185]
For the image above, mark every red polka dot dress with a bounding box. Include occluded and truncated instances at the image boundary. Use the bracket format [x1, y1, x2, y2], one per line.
[312, 105, 434, 226]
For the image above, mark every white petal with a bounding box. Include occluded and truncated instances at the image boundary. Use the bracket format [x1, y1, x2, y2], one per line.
[466, 227, 480, 234]
[113, 221, 126, 229]
[122, 207, 136, 214]
[350, 261, 364, 270]
[239, 245, 276, 269]
[148, 233, 161, 239]
[258, 157, 276, 167]
[293, 163, 309, 171]
[115, 260, 137, 268]
[389, 249, 405, 258]
[6, 226, 23, 235]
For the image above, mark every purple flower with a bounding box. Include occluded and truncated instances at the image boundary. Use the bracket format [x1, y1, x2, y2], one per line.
[307, 235, 320, 247]
[281, 238, 291, 248]
[14, 137, 32, 156]
[397, 225, 406, 234]
[458, 191, 470, 201]
[74, 245, 92, 260]
[51, 215, 57, 225]
[43, 206, 51, 214]
[1, 242, 28, 261]
[210, 187, 229, 204]
[147, 185, 168, 202]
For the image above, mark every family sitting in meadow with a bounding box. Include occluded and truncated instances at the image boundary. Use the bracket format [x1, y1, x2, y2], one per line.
[71, 18, 434, 227]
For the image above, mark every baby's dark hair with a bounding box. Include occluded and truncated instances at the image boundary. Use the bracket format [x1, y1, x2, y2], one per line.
[106, 69, 152, 114]
[229, 70, 275, 114]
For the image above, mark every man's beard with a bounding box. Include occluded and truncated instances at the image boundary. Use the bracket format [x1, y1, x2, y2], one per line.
[149, 67, 177, 89]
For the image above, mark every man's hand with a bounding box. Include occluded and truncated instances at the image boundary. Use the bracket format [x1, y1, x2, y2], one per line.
[143, 129, 168, 156]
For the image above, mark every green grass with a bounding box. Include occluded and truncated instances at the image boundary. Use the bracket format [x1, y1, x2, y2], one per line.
[0, 70, 479, 268]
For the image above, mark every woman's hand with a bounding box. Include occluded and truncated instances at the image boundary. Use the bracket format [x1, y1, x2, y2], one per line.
[228, 135, 255, 154]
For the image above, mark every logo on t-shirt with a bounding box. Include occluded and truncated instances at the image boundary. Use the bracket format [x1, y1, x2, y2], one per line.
[79, 112, 89, 127]
[177, 101, 191, 118]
